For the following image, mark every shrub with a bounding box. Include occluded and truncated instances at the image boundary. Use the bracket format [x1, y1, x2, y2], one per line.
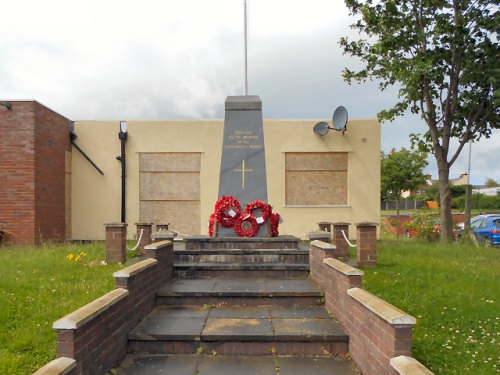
[403, 211, 441, 240]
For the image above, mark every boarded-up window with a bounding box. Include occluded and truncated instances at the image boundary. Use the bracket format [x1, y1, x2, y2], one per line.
[285, 152, 348, 206]
[139, 153, 200, 235]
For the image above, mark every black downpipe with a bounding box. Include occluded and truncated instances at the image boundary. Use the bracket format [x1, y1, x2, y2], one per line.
[118, 129, 127, 224]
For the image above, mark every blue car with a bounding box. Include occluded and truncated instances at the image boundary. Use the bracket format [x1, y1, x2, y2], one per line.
[470, 215, 500, 246]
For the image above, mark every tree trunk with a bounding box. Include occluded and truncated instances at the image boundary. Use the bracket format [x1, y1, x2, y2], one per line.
[396, 197, 400, 238]
[437, 162, 454, 242]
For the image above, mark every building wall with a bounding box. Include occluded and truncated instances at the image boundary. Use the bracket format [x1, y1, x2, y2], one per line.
[71, 118, 380, 240]
[0, 101, 69, 244]
[34, 103, 71, 243]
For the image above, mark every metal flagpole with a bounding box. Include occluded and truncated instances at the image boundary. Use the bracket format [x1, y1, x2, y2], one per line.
[244, 0, 248, 95]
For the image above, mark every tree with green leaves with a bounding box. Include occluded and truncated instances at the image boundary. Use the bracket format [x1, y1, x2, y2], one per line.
[484, 177, 500, 187]
[340, 0, 500, 242]
[381, 148, 428, 236]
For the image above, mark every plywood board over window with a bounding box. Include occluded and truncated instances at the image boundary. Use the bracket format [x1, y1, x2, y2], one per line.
[285, 152, 348, 206]
[139, 153, 200, 235]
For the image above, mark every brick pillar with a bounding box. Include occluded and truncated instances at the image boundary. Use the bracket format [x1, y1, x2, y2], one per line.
[156, 222, 169, 231]
[356, 222, 378, 266]
[333, 222, 350, 258]
[105, 223, 127, 264]
[134, 222, 153, 255]
[317, 221, 332, 232]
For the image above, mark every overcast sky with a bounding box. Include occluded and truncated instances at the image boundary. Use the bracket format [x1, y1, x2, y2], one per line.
[1, 0, 498, 185]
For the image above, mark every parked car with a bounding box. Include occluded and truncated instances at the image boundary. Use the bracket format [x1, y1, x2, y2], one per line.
[457, 214, 500, 232]
[470, 216, 500, 246]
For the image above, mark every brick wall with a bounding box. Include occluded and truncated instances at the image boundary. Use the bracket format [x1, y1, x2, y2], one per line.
[0, 101, 70, 244]
[34, 103, 71, 243]
[309, 241, 433, 375]
[42, 240, 174, 375]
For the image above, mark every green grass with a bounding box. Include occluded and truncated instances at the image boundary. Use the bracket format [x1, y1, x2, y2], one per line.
[361, 239, 500, 374]
[0, 242, 128, 375]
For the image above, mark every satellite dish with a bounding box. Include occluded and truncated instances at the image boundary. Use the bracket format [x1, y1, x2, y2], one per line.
[313, 121, 331, 136]
[332, 106, 348, 132]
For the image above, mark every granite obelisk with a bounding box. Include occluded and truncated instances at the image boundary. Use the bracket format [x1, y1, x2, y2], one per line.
[217, 95, 268, 237]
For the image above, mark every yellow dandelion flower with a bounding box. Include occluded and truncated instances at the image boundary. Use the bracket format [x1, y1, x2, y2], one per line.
[75, 255, 81, 262]
[66, 254, 74, 260]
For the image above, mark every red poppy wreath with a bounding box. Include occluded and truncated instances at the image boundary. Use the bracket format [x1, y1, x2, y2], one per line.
[234, 214, 259, 237]
[244, 200, 272, 225]
[214, 195, 241, 228]
[271, 212, 281, 237]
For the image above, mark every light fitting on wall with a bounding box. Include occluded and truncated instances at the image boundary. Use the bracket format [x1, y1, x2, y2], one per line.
[119, 120, 128, 140]
[0, 102, 12, 110]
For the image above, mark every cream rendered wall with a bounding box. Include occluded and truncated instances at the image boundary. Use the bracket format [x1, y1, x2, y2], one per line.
[72, 120, 224, 240]
[264, 119, 380, 238]
[71, 118, 379, 240]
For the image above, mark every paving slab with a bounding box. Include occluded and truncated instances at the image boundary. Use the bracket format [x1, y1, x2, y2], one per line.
[269, 305, 331, 319]
[272, 319, 348, 342]
[202, 318, 274, 341]
[158, 278, 216, 295]
[212, 279, 267, 295]
[196, 355, 277, 374]
[263, 278, 323, 296]
[129, 317, 206, 340]
[118, 354, 198, 375]
[118, 355, 358, 375]
[208, 305, 270, 319]
[277, 356, 358, 375]
[148, 306, 210, 319]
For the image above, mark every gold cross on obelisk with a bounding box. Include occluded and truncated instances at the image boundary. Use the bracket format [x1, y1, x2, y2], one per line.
[233, 160, 253, 190]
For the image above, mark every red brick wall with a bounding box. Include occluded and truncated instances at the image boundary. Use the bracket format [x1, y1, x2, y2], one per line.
[50, 240, 174, 375]
[309, 242, 420, 375]
[0, 101, 70, 244]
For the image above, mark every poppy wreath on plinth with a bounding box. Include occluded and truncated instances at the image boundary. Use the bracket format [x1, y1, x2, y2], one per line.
[234, 214, 259, 237]
[271, 212, 281, 237]
[208, 213, 215, 237]
[214, 195, 241, 228]
[244, 200, 272, 225]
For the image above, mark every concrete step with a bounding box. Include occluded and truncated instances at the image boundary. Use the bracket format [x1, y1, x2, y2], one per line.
[174, 248, 309, 264]
[183, 235, 301, 250]
[118, 354, 358, 375]
[157, 278, 323, 306]
[173, 262, 309, 279]
[128, 305, 349, 356]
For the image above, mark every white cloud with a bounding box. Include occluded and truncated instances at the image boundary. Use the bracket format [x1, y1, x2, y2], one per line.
[0, 0, 498, 184]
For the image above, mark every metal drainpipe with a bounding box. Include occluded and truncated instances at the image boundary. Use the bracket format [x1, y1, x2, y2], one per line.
[118, 122, 128, 223]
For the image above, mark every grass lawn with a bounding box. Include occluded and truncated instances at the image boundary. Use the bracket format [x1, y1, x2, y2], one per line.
[361, 238, 500, 374]
[0, 242, 128, 375]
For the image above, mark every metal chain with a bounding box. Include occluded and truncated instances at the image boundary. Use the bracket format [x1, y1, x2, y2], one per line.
[127, 229, 144, 251]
